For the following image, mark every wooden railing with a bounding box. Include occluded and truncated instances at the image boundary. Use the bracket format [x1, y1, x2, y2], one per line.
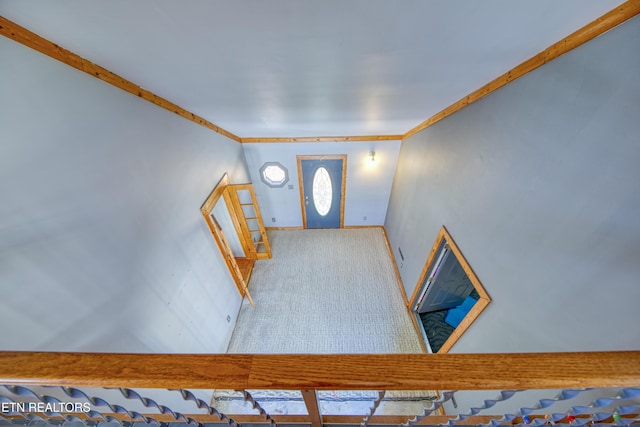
[1, 351, 639, 426]
[1, 351, 639, 389]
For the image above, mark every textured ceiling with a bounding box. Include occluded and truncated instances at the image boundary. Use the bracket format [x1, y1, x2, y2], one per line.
[0, 0, 624, 137]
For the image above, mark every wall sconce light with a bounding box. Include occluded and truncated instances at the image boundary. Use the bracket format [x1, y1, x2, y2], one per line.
[369, 151, 376, 162]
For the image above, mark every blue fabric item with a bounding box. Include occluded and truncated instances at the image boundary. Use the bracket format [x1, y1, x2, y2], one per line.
[444, 296, 477, 328]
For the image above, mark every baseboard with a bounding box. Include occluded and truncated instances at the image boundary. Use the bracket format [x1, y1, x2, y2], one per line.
[381, 226, 427, 353]
[268, 225, 383, 230]
[265, 225, 384, 230]
[265, 226, 304, 231]
[380, 226, 410, 306]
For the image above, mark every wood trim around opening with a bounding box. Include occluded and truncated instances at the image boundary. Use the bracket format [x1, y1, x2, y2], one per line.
[402, 0, 640, 139]
[296, 155, 347, 229]
[410, 225, 491, 354]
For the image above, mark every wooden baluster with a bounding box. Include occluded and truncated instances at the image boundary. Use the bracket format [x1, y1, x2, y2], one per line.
[301, 389, 323, 427]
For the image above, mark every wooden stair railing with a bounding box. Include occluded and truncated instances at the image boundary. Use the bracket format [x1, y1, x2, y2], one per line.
[0, 351, 638, 390]
[223, 183, 272, 260]
[201, 174, 272, 304]
[1, 352, 639, 427]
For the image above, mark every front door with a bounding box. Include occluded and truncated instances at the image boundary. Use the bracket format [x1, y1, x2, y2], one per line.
[298, 155, 346, 229]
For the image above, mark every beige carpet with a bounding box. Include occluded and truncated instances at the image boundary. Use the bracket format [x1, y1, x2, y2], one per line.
[226, 228, 423, 353]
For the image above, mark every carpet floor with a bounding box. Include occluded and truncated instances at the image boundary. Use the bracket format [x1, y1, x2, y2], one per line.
[226, 228, 423, 354]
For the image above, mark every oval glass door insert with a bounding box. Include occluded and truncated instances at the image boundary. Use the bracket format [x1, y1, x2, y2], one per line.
[312, 167, 332, 216]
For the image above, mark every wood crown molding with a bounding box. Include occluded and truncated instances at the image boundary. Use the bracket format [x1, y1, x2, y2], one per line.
[0, 17, 399, 145]
[241, 135, 402, 143]
[241, 2, 640, 142]
[403, 0, 640, 139]
[2, 1, 638, 143]
[0, 16, 242, 142]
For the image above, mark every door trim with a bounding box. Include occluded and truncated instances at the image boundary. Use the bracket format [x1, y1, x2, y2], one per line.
[296, 155, 347, 229]
[409, 225, 491, 353]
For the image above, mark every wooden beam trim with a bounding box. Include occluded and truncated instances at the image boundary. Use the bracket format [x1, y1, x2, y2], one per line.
[1, 351, 638, 390]
[0, 16, 242, 142]
[403, 0, 640, 139]
[241, 135, 402, 143]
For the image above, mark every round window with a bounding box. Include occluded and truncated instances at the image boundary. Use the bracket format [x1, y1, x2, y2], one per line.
[259, 162, 289, 187]
[263, 165, 285, 183]
[312, 167, 332, 216]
